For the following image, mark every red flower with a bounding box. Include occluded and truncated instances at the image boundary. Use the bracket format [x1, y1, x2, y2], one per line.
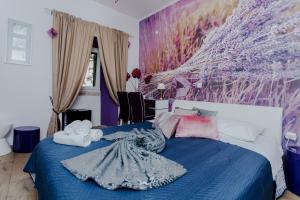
[131, 68, 141, 79]
[144, 74, 152, 84]
[126, 72, 131, 81]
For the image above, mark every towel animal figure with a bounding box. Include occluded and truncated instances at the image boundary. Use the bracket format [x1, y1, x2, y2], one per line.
[53, 120, 103, 147]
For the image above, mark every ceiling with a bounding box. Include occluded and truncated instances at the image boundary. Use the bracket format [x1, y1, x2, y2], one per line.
[93, 0, 179, 20]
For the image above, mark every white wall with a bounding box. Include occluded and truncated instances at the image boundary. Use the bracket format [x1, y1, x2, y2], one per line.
[0, 0, 139, 144]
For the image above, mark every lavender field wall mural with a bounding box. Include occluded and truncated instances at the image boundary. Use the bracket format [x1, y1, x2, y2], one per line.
[139, 0, 300, 144]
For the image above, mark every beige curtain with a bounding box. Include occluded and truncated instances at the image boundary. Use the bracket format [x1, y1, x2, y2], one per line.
[47, 11, 95, 135]
[96, 26, 129, 104]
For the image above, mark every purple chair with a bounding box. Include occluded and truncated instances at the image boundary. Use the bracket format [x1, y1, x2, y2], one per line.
[117, 92, 131, 124]
[128, 92, 154, 123]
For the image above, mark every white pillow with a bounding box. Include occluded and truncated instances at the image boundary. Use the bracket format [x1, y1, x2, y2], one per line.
[217, 118, 265, 142]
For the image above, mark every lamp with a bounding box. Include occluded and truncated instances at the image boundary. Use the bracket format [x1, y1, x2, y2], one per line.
[157, 83, 165, 100]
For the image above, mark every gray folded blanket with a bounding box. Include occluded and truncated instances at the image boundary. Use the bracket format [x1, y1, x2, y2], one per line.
[61, 128, 187, 190]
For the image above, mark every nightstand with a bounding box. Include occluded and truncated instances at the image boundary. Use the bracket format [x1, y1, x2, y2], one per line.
[285, 146, 300, 196]
[145, 99, 169, 118]
[154, 100, 169, 116]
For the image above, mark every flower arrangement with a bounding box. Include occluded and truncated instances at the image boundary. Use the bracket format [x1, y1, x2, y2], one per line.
[126, 72, 131, 81]
[131, 68, 141, 79]
[127, 68, 141, 91]
[127, 68, 152, 91]
[144, 74, 153, 84]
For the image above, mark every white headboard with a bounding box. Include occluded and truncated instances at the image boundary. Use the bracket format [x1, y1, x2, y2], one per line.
[172, 100, 283, 144]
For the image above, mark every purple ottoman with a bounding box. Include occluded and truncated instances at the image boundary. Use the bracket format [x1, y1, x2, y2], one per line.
[285, 146, 300, 196]
[13, 126, 40, 153]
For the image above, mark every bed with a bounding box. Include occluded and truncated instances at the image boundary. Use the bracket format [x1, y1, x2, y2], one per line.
[24, 100, 285, 200]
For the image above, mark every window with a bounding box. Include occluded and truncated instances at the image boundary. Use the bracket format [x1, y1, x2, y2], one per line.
[81, 48, 100, 94]
[6, 19, 32, 65]
[83, 52, 98, 87]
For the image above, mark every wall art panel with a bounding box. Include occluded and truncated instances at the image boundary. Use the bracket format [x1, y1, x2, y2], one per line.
[139, 0, 300, 143]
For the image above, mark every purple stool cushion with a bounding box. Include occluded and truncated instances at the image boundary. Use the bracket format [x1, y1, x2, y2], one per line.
[285, 146, 300, 196]
[13, 126, 40, 153]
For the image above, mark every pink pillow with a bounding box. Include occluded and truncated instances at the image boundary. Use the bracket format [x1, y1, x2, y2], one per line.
[154, 112, 181, 139]
[154, 112, 171, 125]
[175, 115, 219, 140]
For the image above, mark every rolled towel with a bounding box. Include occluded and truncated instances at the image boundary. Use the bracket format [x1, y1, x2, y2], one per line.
[64, 120, 92, 136]
[53, 120, 104, 147]
[82, 120, 93, 129]
[90, 129, 103, 142]
[53, 131, 92, 147]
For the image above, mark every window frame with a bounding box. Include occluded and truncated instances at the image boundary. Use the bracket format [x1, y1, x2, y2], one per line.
[80, 48, 100, 95]
[6, 19, 32, 65]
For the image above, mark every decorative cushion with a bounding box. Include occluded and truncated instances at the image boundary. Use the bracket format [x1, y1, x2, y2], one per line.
[154, 112, 181, 139]
[192, 107, 218, 116]
[217, 118, 265, 142]
[175, 115, 219, 140]
[174, 107, 198, 116]
[154, 112, 171, 125]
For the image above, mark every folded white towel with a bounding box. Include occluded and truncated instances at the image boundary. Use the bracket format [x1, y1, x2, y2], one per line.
[53, 131, 92, 147]
[64, 120, 92, 136]
[53, 120, 103, 147]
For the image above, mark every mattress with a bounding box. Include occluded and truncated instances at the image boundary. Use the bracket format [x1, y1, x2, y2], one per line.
[24, 122, 274, 200]
[219, 131, 286, 197]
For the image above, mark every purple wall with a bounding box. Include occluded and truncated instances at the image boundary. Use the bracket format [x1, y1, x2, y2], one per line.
[100, 67, 118, 126]
[139, 0, 300, 144]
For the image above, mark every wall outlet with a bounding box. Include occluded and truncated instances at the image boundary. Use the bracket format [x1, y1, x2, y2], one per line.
[285, 132, 297, 141]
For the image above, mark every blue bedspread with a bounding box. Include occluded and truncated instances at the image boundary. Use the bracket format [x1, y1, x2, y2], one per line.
[24, 122, 274, 200]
